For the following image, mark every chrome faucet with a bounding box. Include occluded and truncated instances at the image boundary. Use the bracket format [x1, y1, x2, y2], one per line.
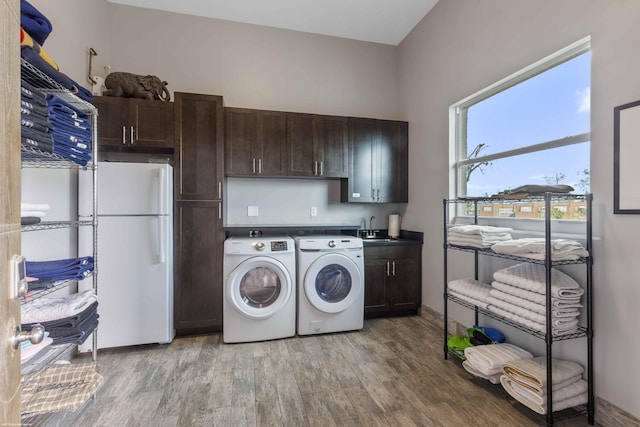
[368, 216, 377, 238]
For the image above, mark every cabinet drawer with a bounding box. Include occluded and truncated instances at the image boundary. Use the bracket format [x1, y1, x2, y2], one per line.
[364, 245, 420, 261]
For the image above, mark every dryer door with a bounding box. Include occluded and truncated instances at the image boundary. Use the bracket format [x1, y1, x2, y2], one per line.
[226, 257, 293, 319]
[303, 253, 362, 314]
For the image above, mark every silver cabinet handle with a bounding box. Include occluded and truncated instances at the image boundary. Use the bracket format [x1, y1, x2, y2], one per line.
[386, 261, 390, 276]
[252, 158, 256, 174]
[218, 202, 222, 219]
[130, 126, 135, 145]
[392, 261, 396, 276]
[314, 161, 318, 176]
[258, 158, 262, 174]
[122, 126, 126, 144]
[12, 324, 45, 350]
[320, 161, 323, 176]
[218, 182, 222, 199]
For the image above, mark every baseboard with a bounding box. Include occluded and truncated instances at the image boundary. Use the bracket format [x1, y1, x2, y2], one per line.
[420, 304, 640, 427]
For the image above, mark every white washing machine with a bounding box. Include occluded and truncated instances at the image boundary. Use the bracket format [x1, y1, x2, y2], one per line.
[223, 236, 296, 343]
[295, 235, 364, 335]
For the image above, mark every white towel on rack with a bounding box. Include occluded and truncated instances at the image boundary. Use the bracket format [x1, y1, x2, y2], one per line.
[501, 356, 585, 394]
[448, 225, 514, 235]
[487, 296, 549, 324]
[493, 263, 584, 299]
[487, 305, 579, 336]
[463, 343, 533, 376]
[491, 238, 589, 261]
[448, 278, 491, 302]
[500, 375, 588, 415]
[488, 289, 580, 318]
[20, 211, 47, 218]
[21, 203, 51, 212]
[21, 290, 97, 324]
[448, 225, 513, 248]
[448, 290, 489, 309]
[491, 281, 582, 308]
[462, 360, 502, 384]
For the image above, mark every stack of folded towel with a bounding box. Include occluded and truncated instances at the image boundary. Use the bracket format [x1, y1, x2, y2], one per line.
[20, 81, 54, 153]
[487, 263, 583, 336]
[20, 202, 50, 226]
[462, 343, 533, 384]
[26, 256, 94, 282]
[492, 238, 589, 261]
[500, 357, 588, 414]
[45, 94, 92, 166]
[447, 278, 492, 309]
[21, 290, 99, 346]
[448, 225, 513, 248]
[20, 0, 93, 102]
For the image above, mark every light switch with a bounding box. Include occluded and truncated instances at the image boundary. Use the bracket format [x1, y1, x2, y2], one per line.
[310, 206, 317, 217]
[247, 206, 259, 217]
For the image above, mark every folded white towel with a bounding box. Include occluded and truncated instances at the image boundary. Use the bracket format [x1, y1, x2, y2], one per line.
[487, 295, 549, 324]
[491, 281, 582, 308]
[493, 263, 584, 299]
[488, 305, 579, 336]
[21, 290, 97, 324]
[21, 211, 47, 218]
[448, 290, 489, 309]
[501, 356, 585, 394]
[491, 238, 589, 261]
[448, 278, 491, 301]
[448, 225, 514, 235]
[500, 375, 588, 414]
[21, 203, 51, 211]
[511, 378, 587, 406]
[464, 343, 533, 376]
[462, 360, 502, 384]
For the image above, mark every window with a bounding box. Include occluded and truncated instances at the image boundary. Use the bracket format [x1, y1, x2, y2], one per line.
[450, 37, 591, 220]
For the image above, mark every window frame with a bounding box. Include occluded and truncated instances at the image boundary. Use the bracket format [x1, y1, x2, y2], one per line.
[448, 36, 591, 202]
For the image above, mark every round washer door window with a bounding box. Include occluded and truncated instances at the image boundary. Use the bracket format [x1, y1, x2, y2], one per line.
[227, 257, 292, 319]
[304, 253, 362, 314]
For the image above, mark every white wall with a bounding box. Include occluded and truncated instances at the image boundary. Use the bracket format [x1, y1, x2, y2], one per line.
[399, 0, 640, 418]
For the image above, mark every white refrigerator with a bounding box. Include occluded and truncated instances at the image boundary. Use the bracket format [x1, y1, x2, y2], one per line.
[80, 162, 174, 349]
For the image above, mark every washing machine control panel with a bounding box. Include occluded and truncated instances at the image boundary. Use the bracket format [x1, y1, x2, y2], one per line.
[270, 241, 289, 251]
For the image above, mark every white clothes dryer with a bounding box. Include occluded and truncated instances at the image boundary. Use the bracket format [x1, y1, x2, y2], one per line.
[223, 236, 296, 343]
[294, 235, 364, 335]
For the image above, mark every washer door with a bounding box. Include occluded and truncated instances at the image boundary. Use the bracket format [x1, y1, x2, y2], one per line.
[303, 253, 362, 314]
[226, 257, 293, 319]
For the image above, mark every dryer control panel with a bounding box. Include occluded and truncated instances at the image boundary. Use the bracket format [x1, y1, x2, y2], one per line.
[271, 241, 289, 251]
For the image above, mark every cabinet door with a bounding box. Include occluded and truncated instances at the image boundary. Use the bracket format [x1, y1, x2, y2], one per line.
[287, 112, 316, 176]
[225, 108, 257, 175]
[174, 92, 224, 201]
[377, 120, 408, 203]
[388, 256, 421, 311]
[130, 99, 174, 148]
[364, 259, 390, 313]
[343, 118, 377, 202]
[259, 110, 287, 176]
[316, 115, 348, 178]
[174, 200, 224, 332]
[93, 96, 130, 147]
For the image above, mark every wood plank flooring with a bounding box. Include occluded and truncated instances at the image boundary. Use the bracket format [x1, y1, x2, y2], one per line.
[39, 316, 597, 426]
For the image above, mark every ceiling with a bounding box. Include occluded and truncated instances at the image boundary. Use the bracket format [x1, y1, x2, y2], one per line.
[106, 0, 439, 46]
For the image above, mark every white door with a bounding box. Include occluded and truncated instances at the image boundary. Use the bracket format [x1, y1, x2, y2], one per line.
[226, 257, 292, 319]
[96, 216, 173, 348]
[303, 253, 362, 313]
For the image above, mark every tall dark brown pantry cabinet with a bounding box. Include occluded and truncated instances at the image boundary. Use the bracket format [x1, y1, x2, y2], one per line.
[174, 93, 225, 334]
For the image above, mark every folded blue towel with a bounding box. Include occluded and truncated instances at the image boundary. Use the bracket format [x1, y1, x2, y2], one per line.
[26, 256, 94, 280]
[46, 94, 90, 119]
[473, 325, 506, 343]
[20, 0, 53, 46]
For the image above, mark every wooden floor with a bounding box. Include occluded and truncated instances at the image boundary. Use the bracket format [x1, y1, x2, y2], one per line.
[40, 316, 597, 427]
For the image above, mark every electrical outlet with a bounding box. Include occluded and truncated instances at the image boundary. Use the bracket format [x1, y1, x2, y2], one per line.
[310, 206, 317, 217]
[247, 206, 259, 217]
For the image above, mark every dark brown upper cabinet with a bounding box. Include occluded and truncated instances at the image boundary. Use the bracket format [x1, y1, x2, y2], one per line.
[287, 113, 348, 178]
[92, 96, 174, 152]
[225, 108, 287, 176]
[342, 118, 408, 203]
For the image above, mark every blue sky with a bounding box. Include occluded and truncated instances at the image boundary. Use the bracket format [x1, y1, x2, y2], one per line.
[465, 52, 591, 196]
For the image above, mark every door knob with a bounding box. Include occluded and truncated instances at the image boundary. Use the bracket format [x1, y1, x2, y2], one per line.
[12, 324, 45, 350]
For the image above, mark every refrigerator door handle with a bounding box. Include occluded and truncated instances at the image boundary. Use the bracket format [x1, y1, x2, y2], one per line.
[158, 216, 166, 264]
[158, 167, 166, 215]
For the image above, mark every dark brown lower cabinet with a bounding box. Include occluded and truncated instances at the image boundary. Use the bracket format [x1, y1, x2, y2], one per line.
[364, 244, 422, 317]
[174, 200, 224, 333]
